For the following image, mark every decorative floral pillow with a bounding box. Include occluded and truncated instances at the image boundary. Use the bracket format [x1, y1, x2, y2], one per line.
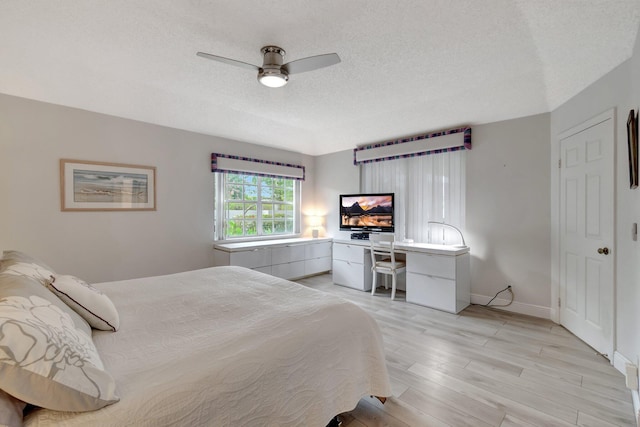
[47, 275, 120, 332]
[0, 250, 56, 286]
[0, 274, 119, 412]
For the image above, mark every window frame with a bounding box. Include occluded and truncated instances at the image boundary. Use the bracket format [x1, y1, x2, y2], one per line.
[214, 172, 301, 241]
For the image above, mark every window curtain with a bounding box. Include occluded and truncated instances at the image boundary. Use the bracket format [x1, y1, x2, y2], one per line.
[361, 150, 466, 244]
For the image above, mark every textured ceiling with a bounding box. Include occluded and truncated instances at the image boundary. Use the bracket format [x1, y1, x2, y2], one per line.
[1, 1, 639, 155]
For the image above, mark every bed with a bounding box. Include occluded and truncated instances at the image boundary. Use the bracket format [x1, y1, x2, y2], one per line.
[0, 253, 391, 427]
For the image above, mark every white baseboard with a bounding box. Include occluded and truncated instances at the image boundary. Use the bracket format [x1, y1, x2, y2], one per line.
[470, 294, 551, 319]
[613, 351, 631, 374]
[613, 351, 640, 426]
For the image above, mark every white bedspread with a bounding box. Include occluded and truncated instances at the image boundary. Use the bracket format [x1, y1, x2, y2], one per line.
[24, 266, 391, 427]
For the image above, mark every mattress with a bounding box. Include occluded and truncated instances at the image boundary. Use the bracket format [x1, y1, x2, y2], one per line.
[24, 266, 391, 426]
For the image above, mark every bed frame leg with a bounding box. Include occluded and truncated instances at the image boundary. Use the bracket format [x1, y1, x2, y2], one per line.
[326, 397, 385, 426]
[373, 395, 387, 404]
[327, 415, 342, 427]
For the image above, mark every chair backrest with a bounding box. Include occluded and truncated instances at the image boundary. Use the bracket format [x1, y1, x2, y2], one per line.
[369, 233, 397, 266]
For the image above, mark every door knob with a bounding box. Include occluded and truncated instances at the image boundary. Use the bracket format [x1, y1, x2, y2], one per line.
[597, 247, 610, 255]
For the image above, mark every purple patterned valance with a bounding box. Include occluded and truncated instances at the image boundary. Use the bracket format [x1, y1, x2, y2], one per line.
[211, 153, 305, 181]
[353, 126, 471, 165]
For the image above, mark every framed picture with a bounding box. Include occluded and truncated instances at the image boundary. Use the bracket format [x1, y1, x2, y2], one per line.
[60, 159, 156, 211]
[627, 109, 638, 189]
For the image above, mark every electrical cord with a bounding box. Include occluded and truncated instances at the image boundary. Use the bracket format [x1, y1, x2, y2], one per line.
[483, 285, 514, 307]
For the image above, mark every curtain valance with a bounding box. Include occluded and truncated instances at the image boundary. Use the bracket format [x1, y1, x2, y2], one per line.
[211, 153, 305, 181]
[353, 126, 471, 165]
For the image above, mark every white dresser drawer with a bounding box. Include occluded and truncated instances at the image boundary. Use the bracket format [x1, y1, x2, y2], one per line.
[406, 272, 457, 312]
[333, 243, 365, 264]
[271, 244, 306, 265]
[305, 241, 332, 259]
[230, 248, 272, 269]
[305, 257, 331, 276]
[271, 260, 305, 280]
[332, 259, 371, 291]
[406, 252, 455, 279]
[253, 265, 272, 275]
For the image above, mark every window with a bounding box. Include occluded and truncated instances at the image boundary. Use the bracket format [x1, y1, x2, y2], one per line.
[215, 173, 300, 239]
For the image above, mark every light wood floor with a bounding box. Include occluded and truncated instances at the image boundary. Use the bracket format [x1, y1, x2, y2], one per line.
[295, 274, 636, 427]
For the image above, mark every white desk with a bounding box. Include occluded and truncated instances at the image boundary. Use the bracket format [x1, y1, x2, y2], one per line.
[332, 239, 470, 313]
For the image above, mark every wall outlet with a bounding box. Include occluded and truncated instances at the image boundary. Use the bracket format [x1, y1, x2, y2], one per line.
[625, 363, 639, 390]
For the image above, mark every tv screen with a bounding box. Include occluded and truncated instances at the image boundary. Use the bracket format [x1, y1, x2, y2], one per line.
[339, 193, 394, 232]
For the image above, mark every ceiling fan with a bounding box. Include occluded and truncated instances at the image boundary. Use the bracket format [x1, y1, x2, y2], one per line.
[196, 46, 340, 88]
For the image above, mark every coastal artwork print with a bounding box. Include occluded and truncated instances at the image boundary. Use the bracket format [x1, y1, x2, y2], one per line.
[60, 160, 156, 211]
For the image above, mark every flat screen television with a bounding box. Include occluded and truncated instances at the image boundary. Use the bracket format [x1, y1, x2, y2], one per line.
[339, 193, 395, 232]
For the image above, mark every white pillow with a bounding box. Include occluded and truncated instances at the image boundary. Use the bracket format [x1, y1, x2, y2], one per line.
[47, 275, 120, 332]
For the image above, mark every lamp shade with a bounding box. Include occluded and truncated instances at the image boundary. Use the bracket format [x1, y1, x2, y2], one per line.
[309, 216, 322, 227]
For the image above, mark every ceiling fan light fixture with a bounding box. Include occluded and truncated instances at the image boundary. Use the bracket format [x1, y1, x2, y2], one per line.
[198, 45, 339, 88]
[258, 69, 289, 88]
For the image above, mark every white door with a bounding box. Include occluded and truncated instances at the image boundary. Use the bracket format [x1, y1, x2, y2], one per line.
[559, 112, 614, 358]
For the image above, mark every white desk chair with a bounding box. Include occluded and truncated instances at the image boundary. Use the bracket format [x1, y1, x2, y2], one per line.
[369, 233, 406, 300]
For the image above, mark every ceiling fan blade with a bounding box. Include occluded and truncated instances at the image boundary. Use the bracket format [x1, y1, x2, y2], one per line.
[196, 52, 260, 72]
[282, 53, 340, 75]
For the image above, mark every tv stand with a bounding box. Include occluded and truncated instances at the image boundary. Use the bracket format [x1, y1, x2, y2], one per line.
[350, 232, 369, 240]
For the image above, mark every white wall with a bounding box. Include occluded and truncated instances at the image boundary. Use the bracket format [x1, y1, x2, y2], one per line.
[314, 149, 360, 240]
[0, 94, 315, 283]
[631, 22, 640, 410]
[550, 27, 640, 376]
[466, 114, 551, 315]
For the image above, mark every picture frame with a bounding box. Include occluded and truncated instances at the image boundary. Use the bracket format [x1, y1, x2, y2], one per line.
[60, 159, 156, 211]
[627, 109, 638, 189]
